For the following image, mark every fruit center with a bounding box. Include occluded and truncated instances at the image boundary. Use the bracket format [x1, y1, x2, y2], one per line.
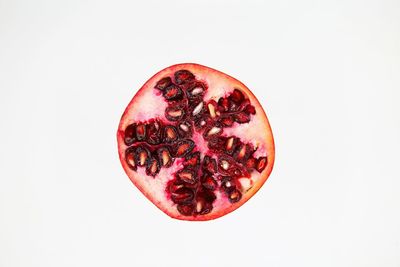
[123, 70, 268, 217]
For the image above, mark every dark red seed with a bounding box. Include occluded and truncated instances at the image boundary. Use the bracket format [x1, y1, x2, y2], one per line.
[190, 100, 204, 117]
[174, 70, 195, 84]
[204, 125, 222, 138]
[203, 156, 217, 173]
[163, 125, 178, 143]
[202, 176, 217, 190]
[136, 124, 146, 141]
[195, 191, 216, 214]
[194, 199, 213, 215]
[187, 82, 206, 98]
[228, 100, 240, 112]
[184, 152, 200, 169]
[165, 105, 185, 121]
[124, 123, 137, 145]
[233, 112, 250, 123]
[163, 85, 183, 101]
[200, 190, 217, 203]
[233, 143, 253, 162]
[245, 157, 257, 169]
[229, 89, 245, 104]
[171, 188, 194, 204]
[194, 115, 212, 130]
[220, 117, 234, 127]
[244, 104, 256, 115]
[155, 77, 172, 91]
[125, 147, 137, 171]
[174, 139, 195, 158]
[220, 176, 234, 192]
[135, 146, 150, 167]
[225, 137, 239, 155]
[218, 98, 229, 112]
[157, 147, 173, 167]
[256, 157, 268, 173]
[146, 121, 162, 145]
[168, 180, 184, 193]
[177, 121, 193, 138]
[146, 157, 160, 177]
[207, 136, 227, 151]
[177, 203, 195, 216]
[176, 169, 197, 184]
[228, 189, 242, 203]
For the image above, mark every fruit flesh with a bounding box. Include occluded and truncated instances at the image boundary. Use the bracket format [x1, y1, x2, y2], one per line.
[117, 63, 275, 221]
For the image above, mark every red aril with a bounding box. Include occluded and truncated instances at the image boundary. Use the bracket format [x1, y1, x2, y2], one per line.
[117, 63, 275, 221]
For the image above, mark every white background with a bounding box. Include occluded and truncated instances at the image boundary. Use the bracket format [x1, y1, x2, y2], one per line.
[1, 0, 399, 266]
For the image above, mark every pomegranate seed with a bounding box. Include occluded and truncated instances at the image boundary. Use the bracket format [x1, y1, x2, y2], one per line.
[125, 147, 137, 171]
[177, 203, 194, 216]
[234, 144, 253, 162]
[174, 70, 195, 84]
[244, 104, 256, 115]
[165, 106, 185, 121]
[218, 98, 229, 112]
[208, 101, 217, 118]
[171, 188, 194, 204]
[233, 112, 250, 123]
[146, 157, 160, 177]
[176, 169, 197, 184]
[245, 157, 257, 169]
[225, 137, 237, 154]
[219, 159, 229, 170]
[174, 139, 194, 157]
[229, 89, 245, 104]
[124, 123, 137, 145]
[184, 152, 200, 168]
[220, 117, 234, 127]
[192, 102, 204, 116]
[202, 176, 217, 190]
[136, 124, 146, 141]
[163, 126, 178, 143]
[203, 156, 217, 173]
[157, 147, 173, 167]
[168, 180, 184, 193]
[228, 189, 242, 203]
[163, 85, 183, 101]
[135, 146, 150, 167]
[220, 176, 233, 192]
[256, 157, 268, 173]
[146, 121, 161, 145]
[191, 87, 203, 96]
[155, 77, 172, 91]
[205, 126, 222, 137]
[228, 100, 240, 112]
[207, 136, 227, 151]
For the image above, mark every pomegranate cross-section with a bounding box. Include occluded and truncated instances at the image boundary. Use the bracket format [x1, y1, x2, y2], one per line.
[117, 63, 275, 221]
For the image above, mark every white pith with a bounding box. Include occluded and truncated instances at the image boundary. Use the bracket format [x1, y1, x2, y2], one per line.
[118, 64, 274, 220]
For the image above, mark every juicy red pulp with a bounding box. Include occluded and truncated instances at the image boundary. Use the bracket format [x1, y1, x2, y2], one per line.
[122, 69, 268, 217]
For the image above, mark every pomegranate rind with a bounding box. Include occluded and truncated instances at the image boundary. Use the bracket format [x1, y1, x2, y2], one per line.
[117, 63, 275, 221]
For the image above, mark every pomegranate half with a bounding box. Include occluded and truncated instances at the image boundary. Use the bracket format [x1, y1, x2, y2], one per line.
[117, 63, 274, 221]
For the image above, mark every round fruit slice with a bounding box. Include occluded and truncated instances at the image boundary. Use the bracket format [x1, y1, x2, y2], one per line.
[117, 63, 275, 221]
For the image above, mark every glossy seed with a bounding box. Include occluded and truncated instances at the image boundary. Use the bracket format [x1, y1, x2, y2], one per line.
[155, 77, 172, 91]
[256, 157, 268, 172]
[191, 87, 203, 95]
[228, 189, 242, 203]
[174, 70, 195, 84]
[192, 102, 203, 116]
[136, 124, 146, 141]
[171, 188, 194, 204]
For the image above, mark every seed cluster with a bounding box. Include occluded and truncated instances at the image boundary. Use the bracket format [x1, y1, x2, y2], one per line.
[123, 69, 267, 216]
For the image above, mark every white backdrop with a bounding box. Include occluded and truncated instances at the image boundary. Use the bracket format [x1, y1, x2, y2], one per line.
[1, 0, 399, 266]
